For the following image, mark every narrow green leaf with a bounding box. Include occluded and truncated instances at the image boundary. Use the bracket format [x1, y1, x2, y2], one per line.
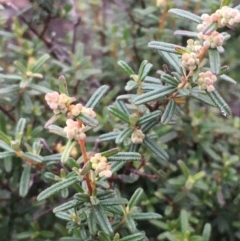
[137, 110, 161, 125]
[138, 61, 153, 82]
[125, 80, 137, 91]
[100, 198, 128, 206]
[180, 209, 189, 235]
[161, 100, 176, 124]
[168, 8, 201, 23]
[207, 90, 231, 116]
[88, 211, 97, 235]
[0, 140, 14, 152]
[43, 154, 61, 162]
[141, 83, 162, 91]
[220, 0, 232, 7]
[190, 90, 215, 107]
[101, 148, 120, 157]
[14, 60, 27, 74]
[116, 100, 130, 115]
[93, 204, 113, 235]
[29, 83, 53, 94]
[99, 132, 119, 142]
[128, 188, 143, 209]
[208, 49, 220, 74]
[202, 223, 211, 241]
[97, 190, 114, 200]
[178, 160, 190, 178]
[119, 233, 144, 241]
[161, 74, 179, 86]
[0, 74, 22, 80]
[77, 113, 98, 127]
[160, 52, 182, 74]
[19, 165, 31, 197]
[108, 152, 141, 162]
[4, 156, 12, 172]
[53, 200, 78, 213]
[61, 140, 76, 163]
[144, 76, 162, 84]
[0, 151, 15, 159]
[58, 75, 69, 95]
[115, 127, 133, 144]
[37, 176, 78, 201]
[219, 74, 236, 84]
[74, 193, 90, 202]
[60, 237, 81, 241]
[108, 106, 130, 123]
[133, 86, 177, 105]
[32, 54, 50, 72]
[148, 41, 182, 54]
[0, 85, 19, 94]
[22, 152, 43, 163]
[110, 161, 126, 174]
[131, 212, 162, 220]
[125, 216, 136, 233]
[15, 118, 26, 137]
[0, 131, 11, 145]
[143, 137, 169, 163]
[85, 85, 109, 109]
[98, 231, 111, 241]
[55, 212, 71, 221]
[118, 61, 135, 76]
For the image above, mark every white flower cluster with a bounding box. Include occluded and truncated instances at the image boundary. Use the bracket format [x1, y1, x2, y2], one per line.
[156, 0, 168, 8]
[69, 104, 96, 118]
[45, 92, 76, 114]
[181, 52, 200, 71]
[186, 39, 203, 54]
[198, 31, 224, 48]
[90, 153, 112, 178]
[63, 119, 87, 140]
[131, 129, 145, 144]
[197, 71, 217, 92]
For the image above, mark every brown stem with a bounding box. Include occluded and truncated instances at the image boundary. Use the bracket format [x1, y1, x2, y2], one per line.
[0, 105, 16, 122]
[78, 139, 93, 196]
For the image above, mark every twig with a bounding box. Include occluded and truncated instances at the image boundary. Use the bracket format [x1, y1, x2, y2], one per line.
[130, 168, 158, 179]
[0, 105, 16, 122]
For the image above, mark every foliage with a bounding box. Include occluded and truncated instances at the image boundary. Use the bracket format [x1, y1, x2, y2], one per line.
[1, 1, 240, 241]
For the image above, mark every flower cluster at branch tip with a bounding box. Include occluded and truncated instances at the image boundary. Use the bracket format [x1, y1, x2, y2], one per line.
[45, 92, 76, 114]
[186, 39, 203, 54]
[197, 71, 217, 92]
[68, 104, 96, 119]
[131, 129, 145, 144]
[63, 119, 87, 140]
[90, 153, 112, 178]
[198, 31, 224, 48]
[181, 52, 199, 71]
[156, 0, 168, 8]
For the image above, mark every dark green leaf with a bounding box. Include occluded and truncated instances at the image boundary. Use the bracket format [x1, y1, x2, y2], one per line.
[19, 165, 31, 197]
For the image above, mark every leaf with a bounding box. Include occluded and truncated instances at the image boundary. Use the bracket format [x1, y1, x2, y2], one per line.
[119, 233, 144, 241]
[178, 160, 190, 178]
[128, 188, 143, 209]
[118, 60, 135, 76]
[88, 211, 97, 235]
[161, 100, 176, 124]
[160, 52, 182, 74]
[29, 83, 53, 94]
[42, 153, 61, 162]
[53, 200, 78, 213]
[85, 85, 109, 108]
[100, 198, 128, 206]
[190, 91, 215, 107]
[219, 74, 236, 84]
[0, 151, 15, 159]
[116, 100, 130, 115]
[99, 132, 119, 141]
[115, 127, 133, 144]
[19, 165, 31, 197]
[207, 90, 231, 116]
[60, 238, 82, 241]
[61, 140, 76, 163]
[180, 209, 189, 235]
[125, 80, 137, 91]
[37, 176, 78, 201]
[44, 115, 61, 128]
[0, 85, 19, 94]
[168, 8, 202, 23]
[148, 41, 183, 54]
[141, 83, 162, 91]
[220, 0, 232, 7]
[98, 231, 111, 241]
[161, 74, 179, 86]
[58, 75, 69, 95]
[32, 54, 50, 72]
[143, 137, 169, 163]
[202, 223, 211, 241]
[208, 49, 220, 74]
[131, 212, 162, 220]
[22, 152, 43, 163]
[108, 106, 130, 123]
[138, 60, 153, 81]
[0, 131, 11, 145]
[174, 30, 199, 38]
[137, 110, 161, 125]
[93, 204, 113, 235]
[108, 152, 141, 162]
[4, 156, 12, 172]
[77, 113, 98, 127]
[74, 193, 90, 202]
[125, 215, 136, 233]
[0, 140, 14, 152]
[15, 118, 26, 137]
[144, 76, 161, 84]
[133, 86, 176, 105]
